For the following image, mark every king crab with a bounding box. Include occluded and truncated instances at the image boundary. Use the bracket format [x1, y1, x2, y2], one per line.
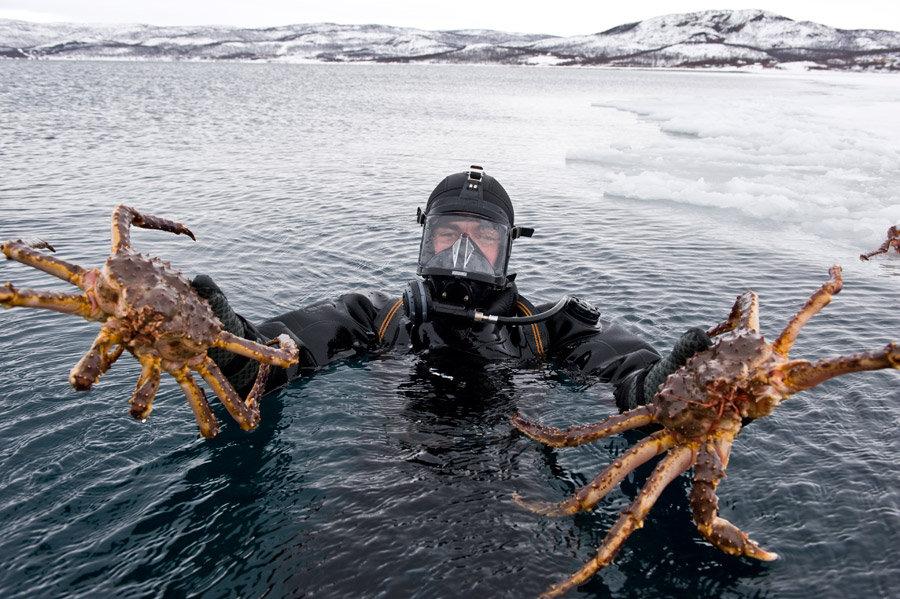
[859, 225, 899, 261]
[1, 205, 298, 438]
[512, 266, 898, 598]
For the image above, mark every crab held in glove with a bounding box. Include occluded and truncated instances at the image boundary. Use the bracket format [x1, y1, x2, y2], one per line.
[512, 265, 898, 598]
[1, 205, 298, 438]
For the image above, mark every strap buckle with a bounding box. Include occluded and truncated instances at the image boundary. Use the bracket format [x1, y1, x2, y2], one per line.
[512, 226, 534, 239]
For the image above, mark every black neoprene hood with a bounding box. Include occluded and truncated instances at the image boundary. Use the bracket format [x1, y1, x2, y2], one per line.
[424, 171, 515, 226]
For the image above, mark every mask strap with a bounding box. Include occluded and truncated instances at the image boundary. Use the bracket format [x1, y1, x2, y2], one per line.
[512, 226, 534, 239]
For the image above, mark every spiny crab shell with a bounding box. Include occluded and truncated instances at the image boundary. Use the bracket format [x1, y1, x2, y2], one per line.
[87, 252, 221, 367]
[655, 331, 778, 437]
[1, 205, 299, 437]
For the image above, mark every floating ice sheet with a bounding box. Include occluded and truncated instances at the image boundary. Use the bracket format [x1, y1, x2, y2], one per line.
[567, 72, 900, 257]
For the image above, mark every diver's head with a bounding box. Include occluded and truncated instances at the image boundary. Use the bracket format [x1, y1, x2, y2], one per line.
[413, 166, 533, 310]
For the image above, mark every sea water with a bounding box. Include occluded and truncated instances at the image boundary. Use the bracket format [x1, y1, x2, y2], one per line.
[0, 61, 897, 598]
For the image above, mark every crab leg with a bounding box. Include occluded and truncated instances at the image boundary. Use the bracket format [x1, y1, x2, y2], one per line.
[859, 239, 893, 260]
[170, 366, 220, 438]
[691, 434, 778, 561]
[775, 343, 898, 395]
[69, 324, 124, 390]
[1, 240, 88, 288]
[111, 204, 195, 254]
[708, 291, 759, 337]
[859, 225, 898, 260]
[511, 406, 655, 448]
[514, 430, 675, 516]
[129, 356, 162, 420]
[195, 356, 269, 431]
[0, 283, 102, 320]
[772, 266, 842, 357]
[539, 444, 696, 599]
[212, 331, 299, 369]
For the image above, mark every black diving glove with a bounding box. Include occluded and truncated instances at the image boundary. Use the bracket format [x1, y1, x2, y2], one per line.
[616, 327, 712, 412]
[190, 274, 263, 391]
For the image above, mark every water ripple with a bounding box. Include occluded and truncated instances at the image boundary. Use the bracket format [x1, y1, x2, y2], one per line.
[0, 62, 897, 599]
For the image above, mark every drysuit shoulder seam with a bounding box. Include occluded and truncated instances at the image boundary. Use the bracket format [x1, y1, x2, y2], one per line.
[375, 298, 404, 344]
[514, 296, 547, 358]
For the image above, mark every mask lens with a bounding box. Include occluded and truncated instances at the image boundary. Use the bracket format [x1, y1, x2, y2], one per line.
[418, 214, 509, 279]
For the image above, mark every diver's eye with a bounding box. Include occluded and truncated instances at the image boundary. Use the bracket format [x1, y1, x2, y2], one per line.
[473, 226, 500, 244]
[433, 228, 459, 242]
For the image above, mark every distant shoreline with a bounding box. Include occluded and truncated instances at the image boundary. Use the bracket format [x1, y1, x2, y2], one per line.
[4, 55, 898, 77]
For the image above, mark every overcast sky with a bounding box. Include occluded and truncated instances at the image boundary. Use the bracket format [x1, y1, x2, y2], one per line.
[1, 1, 898, 36]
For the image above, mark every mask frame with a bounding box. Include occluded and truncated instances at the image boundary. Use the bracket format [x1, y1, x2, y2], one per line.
[417, 213, 511, 286]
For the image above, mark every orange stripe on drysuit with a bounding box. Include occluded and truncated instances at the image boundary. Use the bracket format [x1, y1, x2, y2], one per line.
[515, 300, 545, 357]
[378, 299, 404, 342]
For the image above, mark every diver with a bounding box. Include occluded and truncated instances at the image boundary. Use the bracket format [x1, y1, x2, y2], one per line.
[191, 166, 713, 414]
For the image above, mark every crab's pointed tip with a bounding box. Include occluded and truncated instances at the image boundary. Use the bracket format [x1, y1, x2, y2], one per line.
[748, 546, 779, 562]
[510, 412, 531, 430]
[886, 343, 899, 368]
[239, 418, 260, 432]
[512, 492, 563, 516]
[69, 373, 94, 391]
[510, 491, 536, 510]
[130, 403, 152, 421]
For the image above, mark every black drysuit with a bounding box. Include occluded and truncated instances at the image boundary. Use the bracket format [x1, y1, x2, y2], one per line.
[213, 285, 661, 409]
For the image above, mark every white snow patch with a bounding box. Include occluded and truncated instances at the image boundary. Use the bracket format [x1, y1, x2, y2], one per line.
[524, 54, 567, 66]
[775, 61, 819, 72]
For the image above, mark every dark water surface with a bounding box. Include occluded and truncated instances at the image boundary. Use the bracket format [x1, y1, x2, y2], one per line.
[0, 62, 898, 598]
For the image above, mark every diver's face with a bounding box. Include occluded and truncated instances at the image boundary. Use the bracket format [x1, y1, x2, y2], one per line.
[432, 218, 501, 265]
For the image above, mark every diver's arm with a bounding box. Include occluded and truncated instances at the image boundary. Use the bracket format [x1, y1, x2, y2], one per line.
[556, 323, 661, 388]
[548, 318, 715, 413]
[252, 291, 393, 391]
[191, 275, 278, 394]
[191, 276, 390, 395]
[544, 307, 661, 395]
[537, 297, 712, 410]
[539, 297, 717, 412]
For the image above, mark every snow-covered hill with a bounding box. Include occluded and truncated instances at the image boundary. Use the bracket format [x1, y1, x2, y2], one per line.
[2, 9, 898, 71]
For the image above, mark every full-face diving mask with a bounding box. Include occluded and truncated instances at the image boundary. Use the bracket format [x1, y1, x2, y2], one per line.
[417, 213, 510, 286]
[405, 166, 540, 321]
[414, 166, 532, 288]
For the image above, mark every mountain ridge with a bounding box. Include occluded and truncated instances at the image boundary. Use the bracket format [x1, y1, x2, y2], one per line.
[2, 9, 898, 71]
